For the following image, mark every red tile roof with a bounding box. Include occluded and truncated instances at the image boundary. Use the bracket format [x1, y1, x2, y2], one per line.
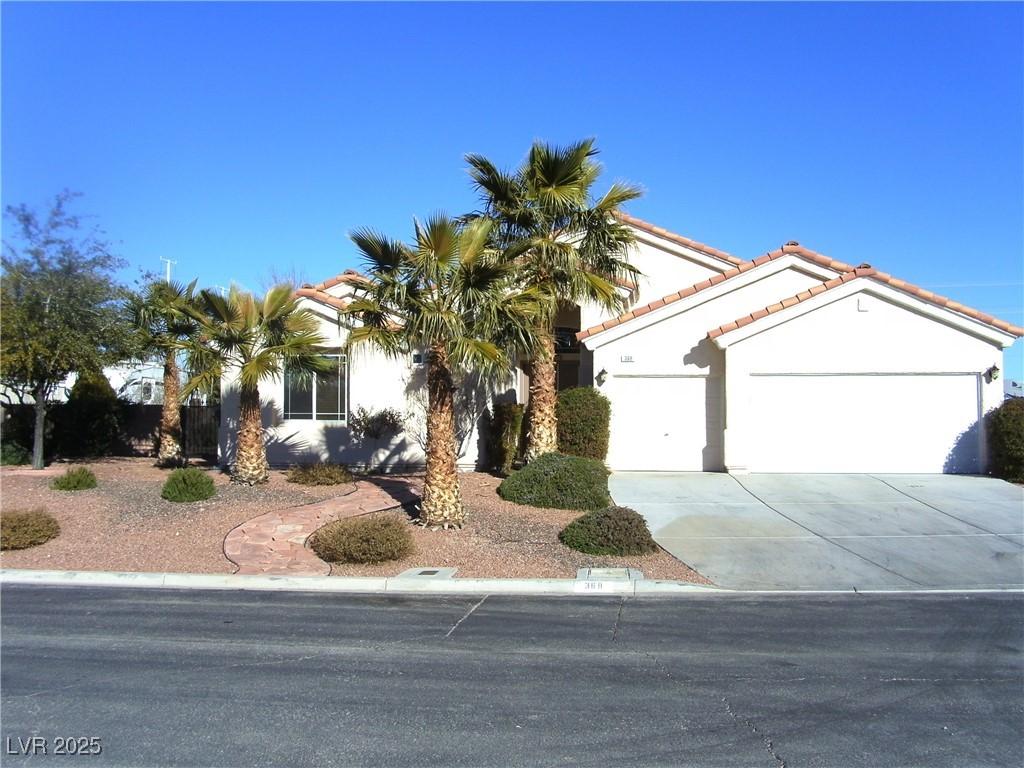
[579, 236, 1024, 342]
[293, 287, 349, 311]
[707, 267, 1024, 339]
[308, 269, 369, 291]
[577, 242, 859, 341]
[614, 211, 745, 266]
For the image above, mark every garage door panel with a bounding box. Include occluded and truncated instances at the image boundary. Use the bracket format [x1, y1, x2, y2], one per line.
[746, 374, 981, 473]
[608, 377, 722, 471]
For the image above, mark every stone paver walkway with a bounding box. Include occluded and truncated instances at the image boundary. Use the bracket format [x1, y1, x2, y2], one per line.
[222, 477, 421, 576]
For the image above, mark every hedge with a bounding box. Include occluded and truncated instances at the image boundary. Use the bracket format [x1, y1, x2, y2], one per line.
[556, 387, 611, 460]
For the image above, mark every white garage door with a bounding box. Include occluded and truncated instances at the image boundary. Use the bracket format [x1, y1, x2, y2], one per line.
[745, 373, 982, 473]
[607, 376, 723, 471]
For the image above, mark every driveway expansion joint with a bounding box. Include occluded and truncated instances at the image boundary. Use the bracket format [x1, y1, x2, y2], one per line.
[221, 478, 421, 576]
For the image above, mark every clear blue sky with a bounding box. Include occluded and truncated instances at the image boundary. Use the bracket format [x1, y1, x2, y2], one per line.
[3, 2, 1022, 381]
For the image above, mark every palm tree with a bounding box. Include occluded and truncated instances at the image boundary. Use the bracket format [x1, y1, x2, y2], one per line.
[184, 284, 331, 485]
[343, 215, 544, 527]
[127, 279, 199, 466]
[466, 139, 642, 461]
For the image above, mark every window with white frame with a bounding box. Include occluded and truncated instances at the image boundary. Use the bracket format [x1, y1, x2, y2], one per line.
[283, 354, 347, 421]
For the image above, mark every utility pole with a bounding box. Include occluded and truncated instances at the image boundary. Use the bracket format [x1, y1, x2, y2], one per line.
[159, 257, 177, 283]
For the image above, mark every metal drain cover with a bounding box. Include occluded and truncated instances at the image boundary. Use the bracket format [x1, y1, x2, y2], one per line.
[576, 567, 644, 581]
[395, 567, 458, 579]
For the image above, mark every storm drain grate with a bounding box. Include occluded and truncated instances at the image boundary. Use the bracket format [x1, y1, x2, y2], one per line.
[576, 567, 645, 581]
[395, 567, 458, 579]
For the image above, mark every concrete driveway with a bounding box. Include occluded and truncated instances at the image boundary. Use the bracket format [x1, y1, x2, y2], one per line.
[611, 473, 1024, 591]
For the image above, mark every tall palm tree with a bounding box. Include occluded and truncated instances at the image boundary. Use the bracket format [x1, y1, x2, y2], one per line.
[343, 215, 544, 528]
[184, 284, 331, 485]
[127, 279, 199, 466]
[466, 139, 642, 461]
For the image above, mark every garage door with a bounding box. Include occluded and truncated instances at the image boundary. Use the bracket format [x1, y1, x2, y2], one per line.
[607, 375, 723, 471]
[745, 373, 982, 473]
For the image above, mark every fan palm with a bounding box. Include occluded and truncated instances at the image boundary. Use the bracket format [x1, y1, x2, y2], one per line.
[343, 215, 545, 527]
[127, 280, 200, 466]
[184, 284, 332, 485]
[466, 139, 642, 461]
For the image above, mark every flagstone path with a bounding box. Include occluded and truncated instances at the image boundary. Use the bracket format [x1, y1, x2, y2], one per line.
[222, 477, 421, 576]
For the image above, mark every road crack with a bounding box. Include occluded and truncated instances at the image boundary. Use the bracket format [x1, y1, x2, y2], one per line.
[611, 597, 625, 642]
[445, 595, 488, 638]
[721, 695, 787, 768]
[641, 646, 788, 768]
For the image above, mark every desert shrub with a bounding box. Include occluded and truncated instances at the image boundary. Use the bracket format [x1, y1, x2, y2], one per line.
[348, 406, 404, 441]
[559, 506, 658, 556]
[59, 370, 127, 457]
[486, 401, 525, 476]
[286, 462, 354, 485]
[1, 441, 30, 466]
[1, 508, 60, 550]
[988, 397, 1024, 482]
[50, 466, 98, 491]
[498, 452, 610, 510]
[556, 387, 611, 460]
[310, 514, 413, 564]
[161, 467, 216, 502]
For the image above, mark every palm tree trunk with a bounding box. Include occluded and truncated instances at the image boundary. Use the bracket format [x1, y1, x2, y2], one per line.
[233, 383, 269, 485]
[157, 350, 183, 466]
[524, 332, 558, 462]
[420, 343, 465, 528]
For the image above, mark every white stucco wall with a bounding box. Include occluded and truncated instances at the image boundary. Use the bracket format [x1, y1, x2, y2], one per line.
[218, 300, 511, 472]
[583, 260, 837, 471]
[578, 235, 734, 332]
[718, 287, 1010, 473]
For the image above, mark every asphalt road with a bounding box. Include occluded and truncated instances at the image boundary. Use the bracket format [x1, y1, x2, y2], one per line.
[2, 586, 1022, 768]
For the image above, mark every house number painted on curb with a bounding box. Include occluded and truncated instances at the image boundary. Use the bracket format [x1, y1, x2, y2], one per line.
[574, 580, 613, 593]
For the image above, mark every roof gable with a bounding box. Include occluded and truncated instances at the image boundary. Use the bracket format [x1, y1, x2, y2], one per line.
[708, 268, 1023, 347]
[578, 252, 842, 345]
[615, 211, 744, 267]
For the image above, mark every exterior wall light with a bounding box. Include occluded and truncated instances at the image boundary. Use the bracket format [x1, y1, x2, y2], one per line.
[985, 365, 1000, 383]
[595, 368, 608, 386]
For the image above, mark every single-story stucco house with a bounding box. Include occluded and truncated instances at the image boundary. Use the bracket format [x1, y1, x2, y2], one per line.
[218, 212, 1022, 474]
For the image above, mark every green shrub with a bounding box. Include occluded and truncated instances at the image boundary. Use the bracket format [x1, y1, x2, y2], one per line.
[1, 508, 60, 550]
[1, 441, 30, 466]
[486, 401, 525, 476]
[559, 506, 658, 556]
[310, 514, 413, 564]
[59, 370, 127, 457]
[498, 452, 610, 510]
[988, 397, 1024, 482]
[50, 466, 98, 491]
[286, 462, 354, 485]
[161, 467, 216, 502]
[349, 407, 404, 441]
[556, 387, 611, 460]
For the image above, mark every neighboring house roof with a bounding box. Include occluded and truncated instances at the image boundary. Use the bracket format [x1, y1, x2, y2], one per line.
[294, 287, 349, 311]
[307, 269, 369, 291]
[578, 236, 1024, 343]
[707, 266, 1024, 340]
[614, 211, 745, 266]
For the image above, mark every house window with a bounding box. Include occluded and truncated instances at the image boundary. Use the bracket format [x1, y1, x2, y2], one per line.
[284, 354, 347, 421]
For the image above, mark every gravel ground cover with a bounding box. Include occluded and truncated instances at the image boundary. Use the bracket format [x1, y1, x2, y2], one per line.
[0, 458, 344, 574]
[327, 473, 710, 583]
[1, 461, 709, 584]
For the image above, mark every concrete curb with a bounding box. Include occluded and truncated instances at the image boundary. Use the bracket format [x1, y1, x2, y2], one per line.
[3, 569, 1021, 596]
[0, 568, 719, 596]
